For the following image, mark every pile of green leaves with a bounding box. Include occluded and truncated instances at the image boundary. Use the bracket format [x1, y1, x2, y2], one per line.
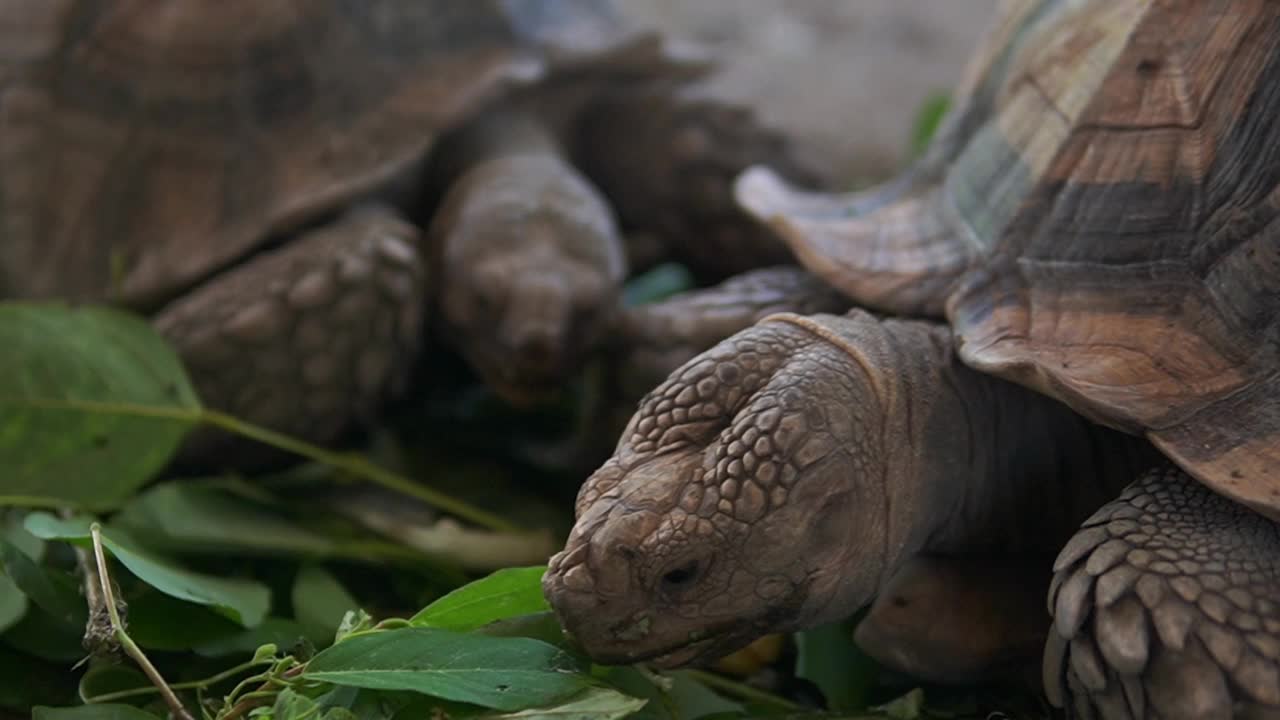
[0, 302, 887, 720]
[0, 303, 779, 719]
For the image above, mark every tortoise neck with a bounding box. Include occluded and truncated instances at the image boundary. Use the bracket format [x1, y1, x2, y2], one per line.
[892, 347, 1157, 563]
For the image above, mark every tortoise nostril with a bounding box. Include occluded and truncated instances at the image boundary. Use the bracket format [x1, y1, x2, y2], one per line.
[609, 541, 637, 561]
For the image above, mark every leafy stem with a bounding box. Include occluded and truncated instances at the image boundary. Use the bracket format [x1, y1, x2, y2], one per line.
[81, 657, 274, 704]
[89, 522, 196, 720]
[200, 409, 520, 532]
[20, 398, 521, 532]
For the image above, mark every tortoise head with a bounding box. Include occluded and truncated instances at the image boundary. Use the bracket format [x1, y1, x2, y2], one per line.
[434, 156, 626, 405]
[543, 314, 895, 667]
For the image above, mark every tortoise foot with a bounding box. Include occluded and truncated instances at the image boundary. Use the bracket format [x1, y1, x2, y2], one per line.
[1045, 465, 1280, 719]
[573, 92, 817, 279]
[154, 205, 425, 468]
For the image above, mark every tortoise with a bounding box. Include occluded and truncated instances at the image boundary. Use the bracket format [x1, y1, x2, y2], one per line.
[543, 0, 1280, 717]
[0, 0, 804, 462]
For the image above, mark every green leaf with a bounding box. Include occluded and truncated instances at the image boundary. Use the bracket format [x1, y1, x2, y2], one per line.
[0, 302, 202, 510]
[623, 263, 695, 307]
[193, 617, 314, 658]
[113, 482, 334, 556]
[293, 565, 361, 642]
[410, 566, 548, 632]
[475, 611, 566, 649]
[1, 603, 86, 661]
[600, 668, 742, 720]
[24, 514, 269, 627]
[795, 616, 879, 712]
[124, 591, 244, 651]
[33, 705, 162, 720]
[304, 627, 589, 711]
[271, 688, 324, 720]
[309, 684, 420, 720]
[2, 514, 45, 561]
[0, 645, 78, 709]
[391, 696, 483, 720]
[77, 663, 150, 704]
[481, 686, 647, 720]
[0, 573, 26, 633]
[880, 688, 926, 720]
[0, 538, 86, 627]
[907, 92, 952, 159]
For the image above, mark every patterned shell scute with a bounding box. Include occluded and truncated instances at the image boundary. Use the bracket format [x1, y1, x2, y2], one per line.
[949, 0, 1280, 518]
[0, 1, 537, 305]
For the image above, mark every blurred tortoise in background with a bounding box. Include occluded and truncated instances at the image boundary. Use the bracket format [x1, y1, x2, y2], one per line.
[545, 0, 1280, 717]
[0, 0, 808, 463]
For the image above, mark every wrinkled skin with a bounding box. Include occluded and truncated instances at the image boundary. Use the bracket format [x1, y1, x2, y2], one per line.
[544, 310, 1141, 666]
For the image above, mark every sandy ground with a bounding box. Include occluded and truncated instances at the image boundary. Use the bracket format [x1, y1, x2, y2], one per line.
[618, 0, 999, 184]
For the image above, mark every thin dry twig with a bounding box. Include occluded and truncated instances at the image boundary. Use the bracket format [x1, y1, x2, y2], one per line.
[62, 508, 115, 656]
[89, 523, 195, 720]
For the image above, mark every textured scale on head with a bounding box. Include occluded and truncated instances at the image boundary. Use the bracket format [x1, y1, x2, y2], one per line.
[544, 311, 933, 666]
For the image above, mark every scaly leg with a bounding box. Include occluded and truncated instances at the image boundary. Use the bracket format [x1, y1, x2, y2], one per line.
[1046, 465, 1280, 719]
[154, 205, 425, 467]
[613, 266, 850, 402]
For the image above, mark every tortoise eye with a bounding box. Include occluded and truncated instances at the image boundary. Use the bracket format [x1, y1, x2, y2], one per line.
[660, 559, 702, 592]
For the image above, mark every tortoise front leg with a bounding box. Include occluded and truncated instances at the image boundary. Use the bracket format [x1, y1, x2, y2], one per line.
[854, 554, 1049, 688]
[570, 92, 819, 280]
[154, 205, 425, 468]
[613, 266, 850, 402]
[1046, 465, 1280, 719]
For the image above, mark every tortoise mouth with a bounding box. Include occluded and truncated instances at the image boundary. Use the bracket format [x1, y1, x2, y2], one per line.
[571, 619, 761, 670]
[645, 637, 719, 668]
[582, 634, 726, 668]
[466, 347, 569, 408]
[487, 367, 563, 407]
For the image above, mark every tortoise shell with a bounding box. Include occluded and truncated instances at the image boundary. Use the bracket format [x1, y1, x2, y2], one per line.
[0, 0, 676, 307]
[737, 0, 1280, 519]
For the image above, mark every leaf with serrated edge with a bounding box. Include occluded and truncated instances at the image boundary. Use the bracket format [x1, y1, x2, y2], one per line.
[304, 627, 588, 711]
[0, 303, 202, 510]
[411, 566, 548, 632]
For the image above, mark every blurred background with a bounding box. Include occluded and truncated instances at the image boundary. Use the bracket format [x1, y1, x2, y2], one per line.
[621, 0, 998, 184]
